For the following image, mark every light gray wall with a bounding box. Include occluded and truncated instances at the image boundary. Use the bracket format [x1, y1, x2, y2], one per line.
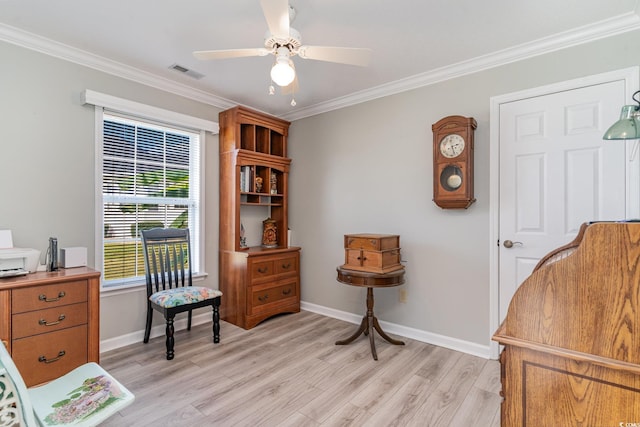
[0, 41, 223, 341]
[288, 29, 640, 348]
[1, 29, 639, 352]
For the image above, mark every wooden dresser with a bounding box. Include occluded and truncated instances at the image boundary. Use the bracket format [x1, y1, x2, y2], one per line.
[239, 247, 299, 329]
[0, 267, 100, 386]
[493, 222, 640, 426]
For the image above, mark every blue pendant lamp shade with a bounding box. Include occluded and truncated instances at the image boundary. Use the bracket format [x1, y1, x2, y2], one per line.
[603, 90, 640, 140]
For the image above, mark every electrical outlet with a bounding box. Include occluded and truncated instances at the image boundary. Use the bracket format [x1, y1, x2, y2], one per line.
[399, 288, 407, 303]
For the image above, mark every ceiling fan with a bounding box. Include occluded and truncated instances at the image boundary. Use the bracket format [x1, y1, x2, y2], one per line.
[193, 0, 372, 98]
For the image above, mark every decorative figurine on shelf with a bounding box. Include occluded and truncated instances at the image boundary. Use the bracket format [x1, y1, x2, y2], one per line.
[270, 172, 277, 195]
[262, 218, 278, 248]
[240, 223, 247, 248]
[255, 176, 263, 193]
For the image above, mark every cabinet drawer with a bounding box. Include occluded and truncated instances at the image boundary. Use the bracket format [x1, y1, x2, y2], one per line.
[249, 280, 298, 314]
[249, 252, 299, 284]
[12, 280, 88, 313]
[274, 255, 298, 275]
[251, 260, 274, 279]
[12, 325, 88, 386]
[345, 234, 399, 251]
[12, 302, 88, 339]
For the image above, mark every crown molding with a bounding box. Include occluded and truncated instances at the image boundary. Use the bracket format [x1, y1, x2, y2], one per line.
[1, 10, 639, 123]
[0, 23, 237, 111]
[281, 11, 640, 121]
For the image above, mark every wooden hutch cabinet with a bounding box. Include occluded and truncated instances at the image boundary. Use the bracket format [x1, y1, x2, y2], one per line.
[218, 106, 301, 329]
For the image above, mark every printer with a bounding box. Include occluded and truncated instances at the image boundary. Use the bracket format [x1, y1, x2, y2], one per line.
[0, 248, 41, 276]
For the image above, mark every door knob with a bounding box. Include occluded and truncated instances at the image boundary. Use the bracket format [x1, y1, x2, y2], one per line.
[503, 240, 523, 248]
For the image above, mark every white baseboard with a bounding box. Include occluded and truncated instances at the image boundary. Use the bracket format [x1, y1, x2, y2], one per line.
[99, 312, 213, 354]
[300, 301, 492, 359]
[100, 302, 492, 360]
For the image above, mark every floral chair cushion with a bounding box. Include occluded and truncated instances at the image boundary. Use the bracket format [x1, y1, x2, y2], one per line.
[149, 286, 222, 308]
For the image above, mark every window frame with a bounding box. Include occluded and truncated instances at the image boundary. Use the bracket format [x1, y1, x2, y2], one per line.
[84, 90, 218, 291]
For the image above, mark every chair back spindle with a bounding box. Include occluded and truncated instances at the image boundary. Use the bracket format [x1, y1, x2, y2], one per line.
[141, 228, 193, 295]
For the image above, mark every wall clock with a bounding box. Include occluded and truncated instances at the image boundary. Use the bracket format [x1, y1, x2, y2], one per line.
[432, 115, 477, 209]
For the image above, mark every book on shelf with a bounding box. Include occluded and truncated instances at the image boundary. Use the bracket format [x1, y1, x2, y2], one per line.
[240, 166, 252, 192]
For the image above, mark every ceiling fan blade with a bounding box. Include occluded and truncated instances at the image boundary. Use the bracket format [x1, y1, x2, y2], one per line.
[260, 0, 290, 40]
[193, 48, 270, 60]
[297, 46, 372, 67]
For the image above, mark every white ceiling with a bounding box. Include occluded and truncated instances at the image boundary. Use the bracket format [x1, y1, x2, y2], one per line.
[1, 0, 639, 121]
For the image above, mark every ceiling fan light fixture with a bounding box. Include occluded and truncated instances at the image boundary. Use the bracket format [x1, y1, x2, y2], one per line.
[270, 59, 295, 87]
[271, 48, 295, 87]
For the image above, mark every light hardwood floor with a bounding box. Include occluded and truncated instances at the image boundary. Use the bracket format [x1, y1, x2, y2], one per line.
[100, 311, 501, 426]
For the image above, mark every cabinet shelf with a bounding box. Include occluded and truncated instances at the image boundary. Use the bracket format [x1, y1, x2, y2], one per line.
[241, 200, 283, 207]
[240, 123, 285, 156]
[240, 193, 283, 205]
[241, 192, 282, 196]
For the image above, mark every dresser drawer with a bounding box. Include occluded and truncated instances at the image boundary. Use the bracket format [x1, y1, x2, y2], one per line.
[249, 252, 300, 284]
[274, 255, 298, 275]
[345, 234, 399, 251]
[249, 279, 298, 315]
[12, 302, 88, 339]
[12, 280, 88, 313]
[12, 325, 88, 386]
[251, 260, 274, 279]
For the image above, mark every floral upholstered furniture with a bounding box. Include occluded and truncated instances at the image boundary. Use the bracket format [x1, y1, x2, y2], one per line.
[141, 228, 222, 360]
[0, 341, 134, 426]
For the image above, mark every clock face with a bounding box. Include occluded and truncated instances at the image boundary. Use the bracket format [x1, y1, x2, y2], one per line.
[439, 134, 465, 158]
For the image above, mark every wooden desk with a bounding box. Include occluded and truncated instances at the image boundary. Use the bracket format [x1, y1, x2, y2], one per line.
[493, 222, 640, 425]
[0, 267, 100, 386]
[335, 266, 405, 360]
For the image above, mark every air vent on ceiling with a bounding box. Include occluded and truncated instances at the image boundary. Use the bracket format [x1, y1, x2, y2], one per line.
[169, 63, 205, 80]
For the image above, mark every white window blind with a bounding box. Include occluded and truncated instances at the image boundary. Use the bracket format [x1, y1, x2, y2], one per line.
[102, 114, 201, 287]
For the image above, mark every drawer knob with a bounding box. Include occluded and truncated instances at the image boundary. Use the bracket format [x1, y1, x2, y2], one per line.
[257, 267, 268, 274]
[282, 288, 292, 295]
[38, 350, 66, 364]
[258, 294, 269, 302]
[281, 263, 291, 269]
[39, 314, 66, 326]
[38, 291, 66, 303]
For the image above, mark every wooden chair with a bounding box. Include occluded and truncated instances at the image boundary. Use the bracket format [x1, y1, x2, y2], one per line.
[141, 228, 222, 360]
[0, 341, 134, 427]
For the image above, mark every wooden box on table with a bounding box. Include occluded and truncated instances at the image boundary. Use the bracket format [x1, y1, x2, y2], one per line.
[342, 234, 402, 273]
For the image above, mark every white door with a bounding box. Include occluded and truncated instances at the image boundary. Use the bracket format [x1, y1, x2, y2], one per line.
[498, 79, 631, 323]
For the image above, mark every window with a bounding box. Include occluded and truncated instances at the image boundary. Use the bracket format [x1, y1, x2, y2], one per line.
[101, 114, 201, 287]
[84, 89, 218, 290]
